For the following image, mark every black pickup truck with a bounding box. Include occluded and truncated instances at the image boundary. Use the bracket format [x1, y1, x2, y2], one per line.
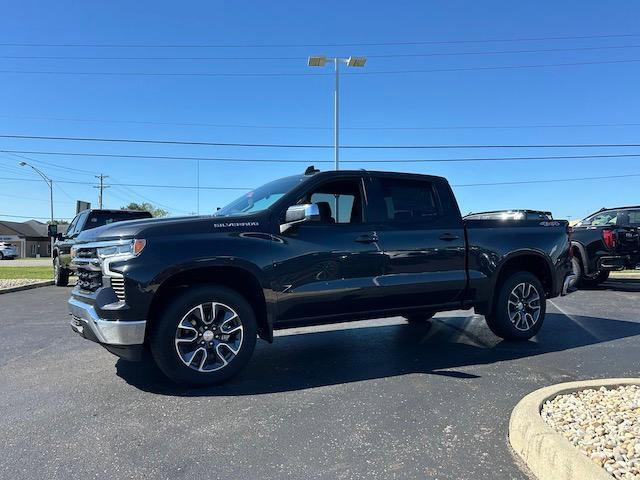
[67, 169, 575, 385]
[53, 209, 152, 286]
[570, 206, 640, 286]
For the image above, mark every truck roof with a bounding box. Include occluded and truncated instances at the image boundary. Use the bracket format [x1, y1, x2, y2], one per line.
[78, 209, 153, 215]
[308, 169, 447, 182]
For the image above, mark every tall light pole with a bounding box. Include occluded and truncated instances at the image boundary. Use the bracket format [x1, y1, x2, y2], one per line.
[307, 55, 367, 171]
[19, 161, 54, 257]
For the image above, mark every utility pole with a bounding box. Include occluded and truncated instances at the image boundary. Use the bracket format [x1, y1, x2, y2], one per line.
[94, 174, 109, 209]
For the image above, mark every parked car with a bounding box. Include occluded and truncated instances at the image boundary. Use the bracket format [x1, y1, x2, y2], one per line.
[570, 206, 640, 286]
[464, 210, 553, 221]
[67, 168, 575, 386]
[0, 242, 17, 260]
[53, 209, 153, 286]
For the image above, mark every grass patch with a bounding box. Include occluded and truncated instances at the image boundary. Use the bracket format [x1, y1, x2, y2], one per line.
[0, 266, 53, 279]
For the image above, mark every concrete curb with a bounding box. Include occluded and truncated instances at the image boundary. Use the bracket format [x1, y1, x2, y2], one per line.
[0, 280, 54, 295]
[509, 378, 640, 480]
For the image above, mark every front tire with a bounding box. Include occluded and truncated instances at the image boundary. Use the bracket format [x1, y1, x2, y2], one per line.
[150, 285, 257, 386]
[485, 272, 546, 341]
[53, 257, 69, 286]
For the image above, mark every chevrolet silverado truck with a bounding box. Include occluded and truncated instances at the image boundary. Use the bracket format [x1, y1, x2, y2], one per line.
[67, 169, 575, 386]
[570, 206, 640, 286]
[53, 209, 153, 286]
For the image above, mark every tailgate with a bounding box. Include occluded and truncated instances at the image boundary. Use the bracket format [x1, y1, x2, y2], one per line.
[614, 226, 640, 253]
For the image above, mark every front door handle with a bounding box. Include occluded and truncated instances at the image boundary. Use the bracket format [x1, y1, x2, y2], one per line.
[439, 233, 460, 241]
[355, 233, 379, 243]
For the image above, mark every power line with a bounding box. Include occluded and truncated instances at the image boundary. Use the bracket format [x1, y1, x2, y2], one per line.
[2, 114, 639, 131]
[2, 173, 640, 189]
[108, 177, 192, 214]
[0, 213, 72, 220]
[3, 134, 640, 150]
[1, 150, 99, 175]
[0, 176, 250, 190]
[2, 58, 640, 77]
[452, 173, 640, 187]
[4, 149, 640, 164]
[4, 44, 640, 60]
[1, 32, 639, 48]
[0, 191, 75, 204]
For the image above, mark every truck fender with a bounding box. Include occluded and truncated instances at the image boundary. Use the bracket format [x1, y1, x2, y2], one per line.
[150, 258, 276, 342]
[570, 241, 589, 274]
[483, 249, 555, 315]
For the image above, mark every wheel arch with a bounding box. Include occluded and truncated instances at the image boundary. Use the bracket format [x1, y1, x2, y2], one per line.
[482, 250, 554, 316]
[147, 262, 273, 343]
[570, 241, 589, 273]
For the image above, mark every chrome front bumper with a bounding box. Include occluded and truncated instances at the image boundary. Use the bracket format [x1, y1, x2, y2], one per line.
[68, 297, 146, 345]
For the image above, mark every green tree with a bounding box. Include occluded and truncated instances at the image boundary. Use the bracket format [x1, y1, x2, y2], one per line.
[121, 202, 168, 218]
[47, 220, 69, 225]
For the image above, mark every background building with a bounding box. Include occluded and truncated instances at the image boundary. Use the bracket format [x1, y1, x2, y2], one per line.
[0, 220, 67, 258]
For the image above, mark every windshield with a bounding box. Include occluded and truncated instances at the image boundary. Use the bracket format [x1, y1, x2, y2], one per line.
[215, 175, 307, 216]
[85, 211, 152, 230]
[577, 209, 640, 227]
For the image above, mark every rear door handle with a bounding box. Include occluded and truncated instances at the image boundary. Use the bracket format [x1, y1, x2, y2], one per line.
[439, 233, 460, 241]
[355, 233, 379, 243]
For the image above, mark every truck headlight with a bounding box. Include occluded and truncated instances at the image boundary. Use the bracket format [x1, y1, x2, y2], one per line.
[97, 239, 146, 258]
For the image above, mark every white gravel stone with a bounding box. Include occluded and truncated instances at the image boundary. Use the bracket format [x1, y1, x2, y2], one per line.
[0, 279, 47, 290]
[541, 385, 640, 479]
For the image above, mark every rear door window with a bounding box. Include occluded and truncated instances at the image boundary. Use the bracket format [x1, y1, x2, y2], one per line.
[376, 177, 442, 224]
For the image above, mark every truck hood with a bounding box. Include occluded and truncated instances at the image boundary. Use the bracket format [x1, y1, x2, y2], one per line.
[75, 214, 266, 244]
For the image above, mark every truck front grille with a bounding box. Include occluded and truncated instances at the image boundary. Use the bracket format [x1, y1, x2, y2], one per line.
[110, 277, 126, 301]
[76, 268, 102, 292]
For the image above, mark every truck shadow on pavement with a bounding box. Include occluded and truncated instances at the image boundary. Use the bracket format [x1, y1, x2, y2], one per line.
[116, 311, 640, 396]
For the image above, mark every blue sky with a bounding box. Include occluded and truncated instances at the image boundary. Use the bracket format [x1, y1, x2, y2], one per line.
[0, 0, 639, 222]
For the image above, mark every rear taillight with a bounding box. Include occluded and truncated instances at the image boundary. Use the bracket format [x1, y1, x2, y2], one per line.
[602, 229, 616, 249]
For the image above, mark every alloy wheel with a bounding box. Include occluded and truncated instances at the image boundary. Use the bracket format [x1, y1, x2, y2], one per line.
[174, 302, 244, 372]
[507, 282, 541, 331]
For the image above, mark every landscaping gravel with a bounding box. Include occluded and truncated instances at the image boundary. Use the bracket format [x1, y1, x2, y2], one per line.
[0, 279, 48, 290]
[541, 385, 640, 479]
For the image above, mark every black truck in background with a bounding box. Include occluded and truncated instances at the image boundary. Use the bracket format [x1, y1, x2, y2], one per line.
[53, 209, 153, 286]
[67, 169, 575, 386]
[570, 206, 640, 286]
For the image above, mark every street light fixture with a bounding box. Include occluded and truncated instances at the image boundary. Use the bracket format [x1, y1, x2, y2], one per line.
[307, 54, 367, 171]
[19, 161, 54, 257]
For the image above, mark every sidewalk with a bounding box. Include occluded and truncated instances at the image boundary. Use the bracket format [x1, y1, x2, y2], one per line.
[0, 258, 51, 267]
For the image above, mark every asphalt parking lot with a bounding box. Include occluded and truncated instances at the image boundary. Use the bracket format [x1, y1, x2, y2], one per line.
[1, 281, 639, 480]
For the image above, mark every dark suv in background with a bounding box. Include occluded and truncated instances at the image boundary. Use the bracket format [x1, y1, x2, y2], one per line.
[53, 209, 153, 286]
[571, 206, 640, 286]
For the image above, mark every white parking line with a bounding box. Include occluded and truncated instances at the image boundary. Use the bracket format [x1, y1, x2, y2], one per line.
[549, 299, 604, 342]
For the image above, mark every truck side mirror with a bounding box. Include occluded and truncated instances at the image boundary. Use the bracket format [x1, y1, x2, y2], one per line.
[280, 203, 320, 233]
[56, 233, 64, 241]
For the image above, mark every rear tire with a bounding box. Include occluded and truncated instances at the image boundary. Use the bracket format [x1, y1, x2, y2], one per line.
[150, 285, 257, 386]
[53, 257, 69, 286]
[403, 311, 436, 324]
[0, 252, 3, 260]
[580, 269, 610, 287]
[485, 272, 546, 341]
